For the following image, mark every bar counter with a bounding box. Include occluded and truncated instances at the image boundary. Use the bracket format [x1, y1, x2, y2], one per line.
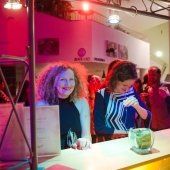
[39, 129, 170, 170]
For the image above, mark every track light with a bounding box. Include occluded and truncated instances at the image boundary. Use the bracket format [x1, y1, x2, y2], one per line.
[4, 0, 22, 10]
[108, 14, 120, 24]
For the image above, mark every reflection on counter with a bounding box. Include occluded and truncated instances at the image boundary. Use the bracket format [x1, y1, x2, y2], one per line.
[130, 156, 170, 170]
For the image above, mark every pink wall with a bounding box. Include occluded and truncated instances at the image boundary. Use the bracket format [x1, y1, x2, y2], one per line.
[35, 13, 149, 68]
[0, 8, 149, 68]
[0, 4, 28, 57]
[35, 12, 92, 63]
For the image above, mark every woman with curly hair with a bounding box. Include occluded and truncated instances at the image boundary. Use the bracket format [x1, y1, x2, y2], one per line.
[94, 60, 152, 141]
[36, 62, 91, 150]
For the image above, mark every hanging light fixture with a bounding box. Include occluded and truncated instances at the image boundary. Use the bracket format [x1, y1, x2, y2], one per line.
[4, 0, 22, 10]
[108, 14, 120, 24]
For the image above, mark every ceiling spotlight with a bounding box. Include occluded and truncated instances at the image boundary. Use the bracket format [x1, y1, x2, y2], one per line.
[82, 2, 90, 12]
[155, 50, 163, 58]
[108, 14, 120, 24]
[4, 0, 22, 10]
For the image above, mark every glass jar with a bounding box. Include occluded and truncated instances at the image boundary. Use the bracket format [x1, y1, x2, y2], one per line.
[128, 128, 154, 154]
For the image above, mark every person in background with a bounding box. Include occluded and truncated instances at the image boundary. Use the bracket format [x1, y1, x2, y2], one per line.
[36, 62, 91, 150]
[142, 73, 148, 91]
[0, 78, 10, 103]
[87, 74, 102, 143]
[142, 66, 170, 131]
[133, 78, 143, 95]
[94, 60, 152, 141]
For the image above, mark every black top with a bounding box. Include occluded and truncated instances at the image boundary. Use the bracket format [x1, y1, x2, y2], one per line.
[59, 98, 81, 149]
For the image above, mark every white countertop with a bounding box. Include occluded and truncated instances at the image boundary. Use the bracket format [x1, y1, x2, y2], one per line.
[39, 129, 170, 170]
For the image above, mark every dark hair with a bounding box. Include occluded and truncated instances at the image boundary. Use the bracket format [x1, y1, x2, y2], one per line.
[143, 74, 148, 84]
[105, 60, 137, 92]
[107, 59, 121, 74]
[101, 59, 121, 88]
[133, 78, 143, 94]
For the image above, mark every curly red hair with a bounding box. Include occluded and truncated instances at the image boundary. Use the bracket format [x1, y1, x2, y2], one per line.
[36, 62, 88, 104]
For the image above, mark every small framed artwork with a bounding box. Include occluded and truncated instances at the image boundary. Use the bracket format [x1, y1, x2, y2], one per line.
[117, 44, 128, 60]
[106, 40, 118, 58]
[38, 38, 59, 55]
[105, 40, 128, 60]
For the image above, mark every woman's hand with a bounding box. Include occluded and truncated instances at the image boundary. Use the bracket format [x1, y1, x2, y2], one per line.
[123, 95, 150, 120]
[123, 96, 148, 120]
[72, 138, 91, 150]
[123, 96, 139, 107]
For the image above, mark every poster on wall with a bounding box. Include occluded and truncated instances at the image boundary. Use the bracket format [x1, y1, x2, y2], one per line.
[106, 40, 128, 60]
[38, 38, 59, 55]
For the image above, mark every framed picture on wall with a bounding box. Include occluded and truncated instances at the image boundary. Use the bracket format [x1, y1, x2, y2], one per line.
[117, 44, 128, 60]
[38, 38, 59, 55]
[105, 40, 128, 60]
[106, 40, 118, 58]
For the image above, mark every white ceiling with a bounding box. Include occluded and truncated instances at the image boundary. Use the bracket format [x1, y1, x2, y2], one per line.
[70, 0, 169, 38]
